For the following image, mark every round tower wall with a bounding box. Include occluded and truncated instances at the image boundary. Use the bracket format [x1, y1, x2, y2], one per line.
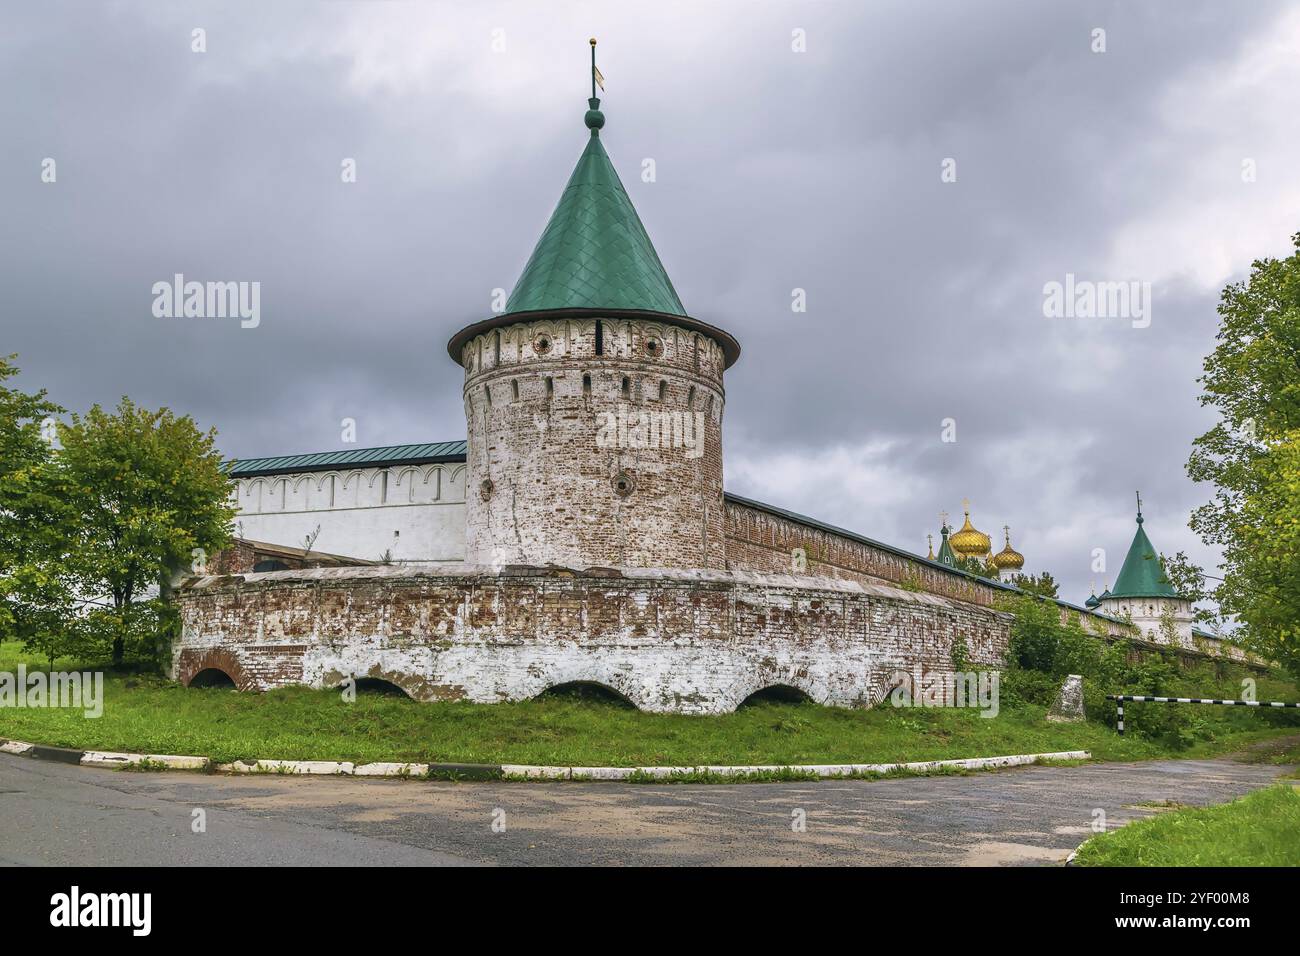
[460, 316, 726, 569]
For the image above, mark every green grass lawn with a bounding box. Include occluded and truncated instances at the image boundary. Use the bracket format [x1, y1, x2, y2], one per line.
[1073, 783, 1300, 866]
[1, 641, 1297, 767]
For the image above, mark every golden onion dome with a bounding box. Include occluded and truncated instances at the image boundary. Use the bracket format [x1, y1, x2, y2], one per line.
[949, 503, 992, 557]
[992, 525, 1025, 571]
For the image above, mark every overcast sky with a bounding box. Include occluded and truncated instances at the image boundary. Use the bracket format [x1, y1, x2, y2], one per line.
[4, 0, 1298, 606]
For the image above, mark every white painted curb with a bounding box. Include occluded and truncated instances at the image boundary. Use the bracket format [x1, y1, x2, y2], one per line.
[552, 751, 1090, 782]
[220, 759, 356, 775]
[80, 751, 211, 771]
[355, 762, 430, 777]
[2, 738, 1089, 783]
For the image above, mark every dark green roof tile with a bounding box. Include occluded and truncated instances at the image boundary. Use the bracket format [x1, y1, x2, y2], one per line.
[1109, 514, 1179, 599]
[505, 127, 685, 316]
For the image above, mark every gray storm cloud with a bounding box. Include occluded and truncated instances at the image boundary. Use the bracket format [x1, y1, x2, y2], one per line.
[2, 0, 1296, 608]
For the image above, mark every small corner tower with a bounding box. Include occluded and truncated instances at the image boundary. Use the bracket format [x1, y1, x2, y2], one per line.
[932, 513, 959, 568]
[447, 41, 740, 570]
[1096, 493, 1194, 646]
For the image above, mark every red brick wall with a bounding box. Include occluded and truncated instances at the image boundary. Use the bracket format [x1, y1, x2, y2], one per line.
[724, 499, 1001, 608]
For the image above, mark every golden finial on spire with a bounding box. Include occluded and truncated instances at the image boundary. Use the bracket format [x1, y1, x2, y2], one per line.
[927, 533, 935, 560]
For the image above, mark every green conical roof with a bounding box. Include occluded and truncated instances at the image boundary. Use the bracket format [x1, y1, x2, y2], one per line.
[504, 107, 686, 317]
[1109, 510, 1179, 599]
[935, 526, 959, 568]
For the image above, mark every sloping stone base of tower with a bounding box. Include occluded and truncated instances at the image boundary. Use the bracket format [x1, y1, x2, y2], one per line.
[172, 565, 1012, 715]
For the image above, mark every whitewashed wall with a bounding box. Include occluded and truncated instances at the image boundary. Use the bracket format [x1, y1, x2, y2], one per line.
[232, 463, 467, 564]
[1097, 595, 1195, 647]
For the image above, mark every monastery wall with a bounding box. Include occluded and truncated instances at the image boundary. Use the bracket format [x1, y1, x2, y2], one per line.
[172, 564, 1012, 714]
[721, 496, 1256, 668]
[724, 496, 1006, 608]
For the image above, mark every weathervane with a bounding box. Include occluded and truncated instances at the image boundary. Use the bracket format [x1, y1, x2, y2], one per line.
[585, 38, 606, 133]
[590, 37, 604, 96]
[1135, 490, 1144, 524]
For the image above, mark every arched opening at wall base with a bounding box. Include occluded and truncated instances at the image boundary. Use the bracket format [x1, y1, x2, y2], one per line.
[349, 677, 414, 699]
[535, 681, 638, 709]
[738, 684, 814, 707]
[187, 668, 237, 689]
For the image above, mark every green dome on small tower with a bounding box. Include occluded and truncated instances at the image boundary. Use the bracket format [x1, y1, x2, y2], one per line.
[934, 522, 959, 568]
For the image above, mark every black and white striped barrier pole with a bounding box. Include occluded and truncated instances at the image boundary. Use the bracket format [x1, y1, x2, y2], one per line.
[1106, 694, 1300, 736]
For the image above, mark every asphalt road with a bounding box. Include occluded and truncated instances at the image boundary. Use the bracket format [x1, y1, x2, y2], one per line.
[0, 752, 1291, 866]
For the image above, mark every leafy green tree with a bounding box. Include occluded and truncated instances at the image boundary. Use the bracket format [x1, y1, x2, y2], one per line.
[1003, 594, 1102, 676]
[0, 356, 77, 654]
[1185, 232, 1300, 679]
[55, 398, 236, 668]
[1010, 571, 1059, 599]
[954, 555, 999, 580]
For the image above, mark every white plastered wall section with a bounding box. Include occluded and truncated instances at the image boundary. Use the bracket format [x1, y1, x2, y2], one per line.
[232, 463, 468, 565]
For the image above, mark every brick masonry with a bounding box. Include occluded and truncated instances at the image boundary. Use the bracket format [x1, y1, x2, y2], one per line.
[460, 316, 727, 570]
[172, 565, 1012, 714]
[725, 498, 1004, 608]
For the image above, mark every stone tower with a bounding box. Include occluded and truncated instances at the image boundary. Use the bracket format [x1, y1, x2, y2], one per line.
[447, 79, 740, 570]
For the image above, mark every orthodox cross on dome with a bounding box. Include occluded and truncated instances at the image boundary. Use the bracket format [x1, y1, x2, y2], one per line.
[1003, 524, 1012, 544]
[962, 497, 972, 515]
[939, 510, 949, 530]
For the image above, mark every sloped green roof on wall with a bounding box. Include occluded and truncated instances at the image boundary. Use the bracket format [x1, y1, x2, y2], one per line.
[505, 126, 686, 317]
[228, 441, 467, 477]
[1109, 514, 1179, 599]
